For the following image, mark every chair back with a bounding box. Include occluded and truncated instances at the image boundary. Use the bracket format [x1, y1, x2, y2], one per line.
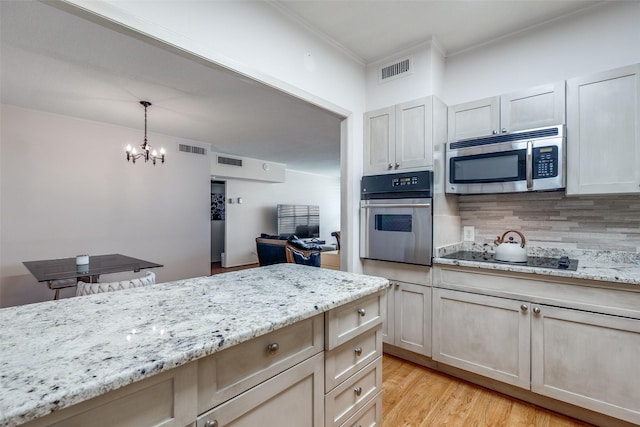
[285, 244, 321, 267]
[76, 271, 156, 296]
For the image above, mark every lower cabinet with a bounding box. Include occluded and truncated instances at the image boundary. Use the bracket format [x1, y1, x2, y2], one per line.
[384, 281, 431, 357]
[531, 305, 640, 424]
[432, 283, 640, 425]
[432, 288, 530, 389]
[196, 353, 325, 427]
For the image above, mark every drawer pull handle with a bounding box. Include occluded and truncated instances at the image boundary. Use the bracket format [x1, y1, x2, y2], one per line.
[354, 386, 363, 396]
[267, 342, 279, 355]
[357, 308, 366, 317]
[204, 420, 218, 427]
[354, 347, 363, 356]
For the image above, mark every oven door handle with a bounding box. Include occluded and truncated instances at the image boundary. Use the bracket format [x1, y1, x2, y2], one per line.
[361, 203, 431, 209]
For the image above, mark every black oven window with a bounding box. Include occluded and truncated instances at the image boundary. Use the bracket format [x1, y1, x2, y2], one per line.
[374, 214, 412, 232]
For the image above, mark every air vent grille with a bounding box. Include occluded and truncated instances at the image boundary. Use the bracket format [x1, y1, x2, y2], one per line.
[218, 155, 243, 167]
[379, 58, 412, 83]
[178, 144, 207, 155]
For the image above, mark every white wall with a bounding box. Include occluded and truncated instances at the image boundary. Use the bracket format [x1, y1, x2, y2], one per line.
[365, 41, 446, 111]
[443, 1, 640, 105]
[224, 170, 341, 267]
[0, 105, 210, 307]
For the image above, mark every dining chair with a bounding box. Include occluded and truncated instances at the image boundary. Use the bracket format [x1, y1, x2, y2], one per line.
[76, 271, 156, 296]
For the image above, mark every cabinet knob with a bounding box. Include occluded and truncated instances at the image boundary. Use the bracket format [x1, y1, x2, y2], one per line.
[267, 342, 279, 354]
[354, 386, 363, 396]
[501, 128, 507, 133]
[533, 307, 541, 314]
[492, 130, 498, 135]
[520, 304, 528, 312]
[354, 347, 363, 356]
[204, 420, 218, 427]
[394, 162, 400, 169]
[387, 163, 393, 169]
[357, 308, 366, 317]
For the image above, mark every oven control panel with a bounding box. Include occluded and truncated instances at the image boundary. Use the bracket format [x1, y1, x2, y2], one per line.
[392, 176, 419, 186]
[361, 170, 433, 199]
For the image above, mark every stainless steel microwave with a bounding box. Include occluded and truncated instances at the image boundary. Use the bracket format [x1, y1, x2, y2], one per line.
[445, 125, 566, 194]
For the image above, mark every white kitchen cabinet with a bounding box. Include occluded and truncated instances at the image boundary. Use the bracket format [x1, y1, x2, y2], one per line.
[197, 353, 324, 427]
[432, 288, 530, 389]
[383, 281, 431, 357]
[433, 265, 640, 425]
[566, 64, 640, 195]
[23, 363, 198, 427]
[531, 305, 640, 425]
[448, 82, 565, 141]
[364, 96, 445, 175]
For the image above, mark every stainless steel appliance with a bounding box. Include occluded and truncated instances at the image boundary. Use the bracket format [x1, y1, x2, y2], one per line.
[360, 171, 433, 266]
[446, 125, 565, 194]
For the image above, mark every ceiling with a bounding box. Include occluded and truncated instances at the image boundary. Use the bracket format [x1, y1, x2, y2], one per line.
[1, 1, 601, 177]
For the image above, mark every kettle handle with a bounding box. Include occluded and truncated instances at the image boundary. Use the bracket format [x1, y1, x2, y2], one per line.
[494, 230, 526, 248]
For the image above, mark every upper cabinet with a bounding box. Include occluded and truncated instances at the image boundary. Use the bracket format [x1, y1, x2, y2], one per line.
[448, 82, 566, 141]
[364, 96, 446, 175]
[566, 64, 640, 195]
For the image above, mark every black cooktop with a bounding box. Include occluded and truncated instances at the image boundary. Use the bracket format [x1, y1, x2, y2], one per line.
[441, 251, 579, 271]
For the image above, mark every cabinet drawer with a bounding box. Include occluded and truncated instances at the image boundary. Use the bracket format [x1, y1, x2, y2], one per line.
[197, 353, 324, 427]
[325, 357, 383, 427]
[340, 391, 382, 427]
[326, 292, 385, 350]
[325, 325, 382, 392]
[197, 314, 323, 413]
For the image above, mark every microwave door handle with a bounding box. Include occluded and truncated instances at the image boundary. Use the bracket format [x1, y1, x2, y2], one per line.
[360, 203, 431, 209]
[526, 141, 533, 190]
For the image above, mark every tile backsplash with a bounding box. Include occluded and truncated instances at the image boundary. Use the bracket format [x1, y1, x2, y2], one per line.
[458, 191, 640, 252]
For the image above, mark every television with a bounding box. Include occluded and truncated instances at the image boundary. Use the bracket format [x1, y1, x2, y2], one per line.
[277, 204, 320, 239]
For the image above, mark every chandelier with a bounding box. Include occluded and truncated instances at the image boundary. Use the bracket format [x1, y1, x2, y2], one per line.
[125, 101, 165, 165]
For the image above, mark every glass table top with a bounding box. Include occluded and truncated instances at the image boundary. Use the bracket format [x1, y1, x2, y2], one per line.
[23, 254, 163, 282]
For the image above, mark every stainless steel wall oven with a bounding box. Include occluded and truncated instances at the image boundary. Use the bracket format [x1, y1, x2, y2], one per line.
[360, 171, 433, 266]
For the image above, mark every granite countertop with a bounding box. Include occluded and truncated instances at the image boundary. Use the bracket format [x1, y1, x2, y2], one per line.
[434, 243, 640, 286]
[0, 264, 389, 427]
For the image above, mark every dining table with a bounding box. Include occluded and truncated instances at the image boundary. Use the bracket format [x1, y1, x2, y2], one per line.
[23, 253, 163, 299]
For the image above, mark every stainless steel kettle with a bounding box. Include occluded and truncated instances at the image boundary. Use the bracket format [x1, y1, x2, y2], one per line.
[494, 230, 527, 262]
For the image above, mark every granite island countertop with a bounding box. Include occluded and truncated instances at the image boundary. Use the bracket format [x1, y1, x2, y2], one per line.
[435, 243, 640, 286]
[0, 264, 389, 427]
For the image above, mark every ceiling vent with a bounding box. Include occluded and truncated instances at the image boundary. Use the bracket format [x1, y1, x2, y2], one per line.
[217, 155, 243, 167]
[178, 143, 207, 155]
[379, 57, 412, 83]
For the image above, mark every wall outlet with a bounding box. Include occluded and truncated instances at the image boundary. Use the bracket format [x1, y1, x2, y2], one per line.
[463, 226, 475, 242]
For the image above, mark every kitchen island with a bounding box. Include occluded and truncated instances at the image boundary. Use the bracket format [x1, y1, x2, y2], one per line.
[0, 264, 389, 427]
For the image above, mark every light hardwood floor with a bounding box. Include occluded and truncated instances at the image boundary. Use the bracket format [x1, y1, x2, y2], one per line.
[382, 354, 594, 427]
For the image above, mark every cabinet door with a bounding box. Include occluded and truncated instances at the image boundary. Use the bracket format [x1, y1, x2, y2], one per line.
[432, 288, 530, 389]
[566, 64, 640, 195]
[393, 281, 431, 356]
[395, 97, 433, 170]
[364, 106, 395, 175]
[196, 353, 324, 427]
[447, 96, 500, 141]
[531, 305, 640, 425]
[381, 283, 395, 344]
[500, 82, 565, 133]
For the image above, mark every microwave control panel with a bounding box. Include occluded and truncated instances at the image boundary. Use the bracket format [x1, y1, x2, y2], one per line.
[533, 146, 559, 179]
